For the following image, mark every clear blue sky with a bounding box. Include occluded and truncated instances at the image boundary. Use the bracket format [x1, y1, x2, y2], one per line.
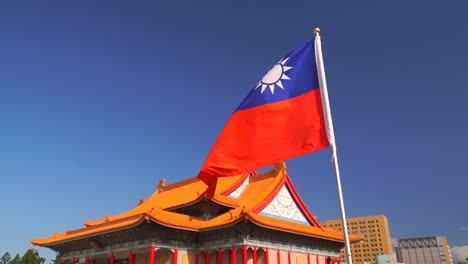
[1, 1, 467, 262]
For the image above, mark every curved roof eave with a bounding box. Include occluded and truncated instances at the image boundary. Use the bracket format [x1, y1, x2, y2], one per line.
[247, 213, 363, 243]
[31, 214, 148, 246]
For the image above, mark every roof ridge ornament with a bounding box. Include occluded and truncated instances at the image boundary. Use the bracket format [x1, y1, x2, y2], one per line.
[157, 178, 166, 193]
[273, 161, 287, 175]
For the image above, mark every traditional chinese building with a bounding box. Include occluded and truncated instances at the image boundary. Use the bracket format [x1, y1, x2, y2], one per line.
[32, 162, 362, 264]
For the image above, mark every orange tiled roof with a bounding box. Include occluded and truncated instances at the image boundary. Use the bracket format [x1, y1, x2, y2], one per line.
[31, 162, 363, 246]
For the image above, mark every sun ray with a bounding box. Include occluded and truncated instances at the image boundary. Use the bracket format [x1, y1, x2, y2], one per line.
[281, 74, 290, 80]
[283, 66, 292, 72]
[277, 80, 284, 89]
[269, 85, 275, 94]
[261, 84, 268, 93]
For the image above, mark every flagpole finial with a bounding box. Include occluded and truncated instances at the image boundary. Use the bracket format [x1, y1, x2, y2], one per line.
[313, 28, 321, 36]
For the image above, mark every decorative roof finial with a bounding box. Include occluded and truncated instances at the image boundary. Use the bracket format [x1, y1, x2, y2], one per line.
[157, 178, 166, 193]
[273, 161, 287, 174]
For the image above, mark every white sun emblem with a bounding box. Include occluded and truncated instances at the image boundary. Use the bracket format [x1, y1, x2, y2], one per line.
[255, 57, 292, 94]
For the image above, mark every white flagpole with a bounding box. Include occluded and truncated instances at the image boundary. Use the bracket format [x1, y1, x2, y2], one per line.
[314, 28, 353, 264]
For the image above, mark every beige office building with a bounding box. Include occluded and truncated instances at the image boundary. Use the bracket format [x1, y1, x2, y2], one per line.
[321, 215, 393, 264]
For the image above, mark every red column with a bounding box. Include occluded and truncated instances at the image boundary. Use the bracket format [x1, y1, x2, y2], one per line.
[86, 256, 90, 264]
[206, 250, 210, 264]
[195, 251, 199, 264]
[173, 248, 178, 264]
[111, 252, 115, 264]
[231, 247, 236, 264]
[72, 258, 76, 264]
[217, 249, 222, 264]
[242, 245, 247, 264]
[253, 247, 257, 264]
[307, 254, 310, 264]
[337, 258, 340, 264]
[277, 250, 280, 264]
[265, 248, 269, 264]
[287, 251, 291, 264]
[149, 245, 155, 264]
[128, 249, 134, 264]
[316, 255, 319, 264]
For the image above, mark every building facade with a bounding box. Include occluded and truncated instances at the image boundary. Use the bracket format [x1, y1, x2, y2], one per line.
[394, 236, 453, 264]
[375, 255, 392, 264]
[321, 215, 393, 264]
[32, 162, 363, 264]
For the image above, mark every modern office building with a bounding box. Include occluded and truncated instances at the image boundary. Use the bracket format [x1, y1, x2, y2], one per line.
[394, 236, 453, 264]
[321, 215, 393, 264]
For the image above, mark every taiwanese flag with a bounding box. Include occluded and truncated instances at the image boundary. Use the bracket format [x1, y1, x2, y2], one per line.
[198, 38, 330, 181]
